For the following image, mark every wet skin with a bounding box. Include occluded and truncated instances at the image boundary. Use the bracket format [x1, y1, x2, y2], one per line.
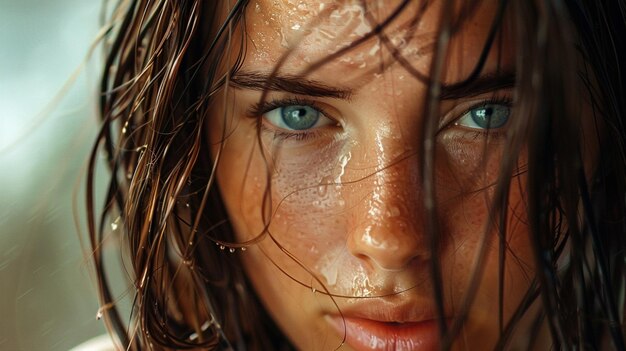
[209, 0, 542, 350]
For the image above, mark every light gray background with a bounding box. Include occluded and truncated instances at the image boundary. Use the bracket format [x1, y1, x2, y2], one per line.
[1, 0, 109, 349]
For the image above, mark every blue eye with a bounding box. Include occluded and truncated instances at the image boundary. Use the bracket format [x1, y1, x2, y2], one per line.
[263, 105, 334, 131]
[456, 104, 511, 130]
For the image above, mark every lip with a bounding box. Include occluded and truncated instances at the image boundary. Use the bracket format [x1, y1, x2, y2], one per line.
[326, 316, 441, 351]
[323, 298, 446, 351]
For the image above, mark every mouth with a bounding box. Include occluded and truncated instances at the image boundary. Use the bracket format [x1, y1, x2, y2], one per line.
[326, 315, 442, 351]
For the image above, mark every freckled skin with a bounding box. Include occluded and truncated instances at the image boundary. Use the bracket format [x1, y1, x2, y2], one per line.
[209, 1, 542, 350]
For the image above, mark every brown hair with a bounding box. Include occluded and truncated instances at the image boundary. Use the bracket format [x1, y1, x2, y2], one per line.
[86, 0, 626, 349]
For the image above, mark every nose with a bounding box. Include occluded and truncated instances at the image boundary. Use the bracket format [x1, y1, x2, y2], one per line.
[346, 155, 426, 271]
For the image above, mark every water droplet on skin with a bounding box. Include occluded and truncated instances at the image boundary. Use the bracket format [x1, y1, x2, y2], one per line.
[387, 205, 401, 217]
[352, 269, 375, 297]
[241, 247, 247, 251]
[291, 23, 301, 30]
[334, 152, 352, 184]
[280, 28, 289, 48]
[315, 27, 336, 40]
[317, 184, 328, 197]
[311, 287, 316, 293]
[368, 43, 380, 57]
[254, 2, 261, 13]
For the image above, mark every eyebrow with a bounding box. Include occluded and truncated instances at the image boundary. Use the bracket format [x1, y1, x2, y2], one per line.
[229, 70, 515, 101]
[229, 71, 353, 100]
[440, 71, 516, 100]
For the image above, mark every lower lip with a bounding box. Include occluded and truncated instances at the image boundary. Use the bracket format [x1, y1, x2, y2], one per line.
[326, 316, 441, 351]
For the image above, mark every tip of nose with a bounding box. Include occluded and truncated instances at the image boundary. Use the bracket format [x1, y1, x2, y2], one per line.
[349, 224, 423, 271]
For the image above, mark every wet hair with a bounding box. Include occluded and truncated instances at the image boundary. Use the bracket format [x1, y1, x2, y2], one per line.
[86, 0, 626, 349]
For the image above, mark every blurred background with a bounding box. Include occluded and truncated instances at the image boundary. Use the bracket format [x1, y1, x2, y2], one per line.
[1, 0, 109, 349]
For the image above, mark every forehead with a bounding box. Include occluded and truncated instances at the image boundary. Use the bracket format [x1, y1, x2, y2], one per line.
[241, 0, 511, 85]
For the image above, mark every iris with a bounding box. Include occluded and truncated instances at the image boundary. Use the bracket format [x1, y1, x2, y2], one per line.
[281, 105, 320, 130]
[470, 104, 510, 129]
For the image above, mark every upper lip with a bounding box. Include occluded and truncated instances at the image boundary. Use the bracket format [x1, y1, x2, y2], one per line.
[329, 297, 444, 323]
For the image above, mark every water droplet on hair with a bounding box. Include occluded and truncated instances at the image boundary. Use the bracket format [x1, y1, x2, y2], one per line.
[111, 216, 120, 231]
[122, 120, 129, 134]
[241, 247, 247, 251]
[219, 245, 225, 250]
[229, 248, 236, 253]
[96, 310, 103, 320]
[185, 203, 190, 208]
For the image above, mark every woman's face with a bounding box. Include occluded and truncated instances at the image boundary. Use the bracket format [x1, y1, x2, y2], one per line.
[210, 0, 537, 349]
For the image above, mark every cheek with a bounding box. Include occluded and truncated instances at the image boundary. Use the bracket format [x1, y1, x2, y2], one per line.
[435, 137, 534, 312]
[259, 140, 358, 284]
[214, 121, 355, 277]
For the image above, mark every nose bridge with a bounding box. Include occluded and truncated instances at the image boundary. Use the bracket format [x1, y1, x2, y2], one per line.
[347, 128, 426, 271]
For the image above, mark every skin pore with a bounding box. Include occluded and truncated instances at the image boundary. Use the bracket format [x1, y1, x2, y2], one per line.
[209, 0, 539, 349]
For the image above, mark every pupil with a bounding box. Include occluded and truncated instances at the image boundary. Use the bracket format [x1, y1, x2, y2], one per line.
[281, 105, 319, 130]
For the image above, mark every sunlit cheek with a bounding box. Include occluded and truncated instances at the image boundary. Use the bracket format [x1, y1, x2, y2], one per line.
[247, 136, 355, 275]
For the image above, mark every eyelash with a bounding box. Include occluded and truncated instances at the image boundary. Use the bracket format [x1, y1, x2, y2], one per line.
[247, 97, 335, 141]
